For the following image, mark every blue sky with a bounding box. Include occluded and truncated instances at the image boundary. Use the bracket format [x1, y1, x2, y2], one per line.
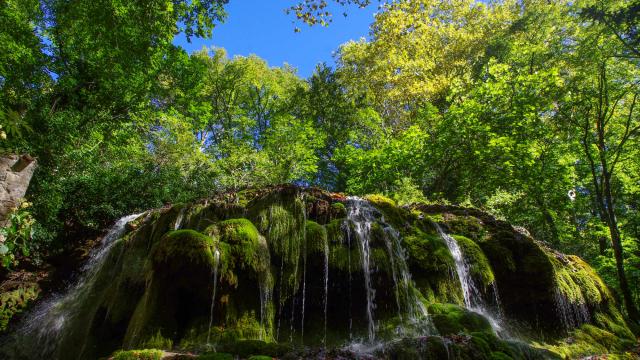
[173, 1, 378, 78]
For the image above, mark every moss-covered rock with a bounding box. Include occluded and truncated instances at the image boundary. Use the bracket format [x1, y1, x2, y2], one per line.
[151, 230, 217, 269]
[455, 235, 495, 288]
[428, 303, 493, 335]
[5, 186, 634, 360]
[331, 202, 347, 219]
[211, 218, 269, 276]
[305, 220, 328, 256]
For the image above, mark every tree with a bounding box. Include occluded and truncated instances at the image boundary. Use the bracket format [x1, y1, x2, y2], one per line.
[288, 0, 376, 27]
[336, 0, 511, 125]
[564, 57, 640, 322]
[0, 0, 47, 151]
[583, 0, 640, 58]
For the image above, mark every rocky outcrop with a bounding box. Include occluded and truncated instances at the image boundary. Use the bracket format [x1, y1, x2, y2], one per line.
[2, 185, 636, 359]
[0, 154, 36, 227]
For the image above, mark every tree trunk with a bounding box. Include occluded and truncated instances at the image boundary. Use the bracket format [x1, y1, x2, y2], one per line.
[601, 170, 640, 323]
[536, 197, 559, 244]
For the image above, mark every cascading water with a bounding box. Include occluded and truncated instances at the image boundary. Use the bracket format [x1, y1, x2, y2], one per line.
[435, 224, 504, 333]
[345, 197, 431, 343]
[340, 220, 355, 340]
[346, 197, 377, 342]
[553, 289, 590, 332]
[383, 227, 431, 332]
[258, 274, 273, 341]
[12, 213, 143, 358]
[174, 208, 185, 230]
[323, 232, 329, 346]
[206, 248, 221, 346]
[383, 227, 403, 323]
[300, 241, 307, 343]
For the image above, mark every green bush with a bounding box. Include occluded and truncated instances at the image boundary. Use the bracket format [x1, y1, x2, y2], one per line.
[0, 201, 36, 269]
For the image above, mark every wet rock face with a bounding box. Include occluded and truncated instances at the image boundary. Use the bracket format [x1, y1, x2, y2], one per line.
[4, 185, 634, 359]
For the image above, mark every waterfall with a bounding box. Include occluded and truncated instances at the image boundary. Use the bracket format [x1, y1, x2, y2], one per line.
[383, 226, 432, 333]
[300, 244, 307, 343]
[174, 208, 185, 230]
[258, 274, 272, 341]
[383, 227, 403, 323]
[323, 233, 329, 346]
[345, 197, 432, 343]
[343, 220, 354, 340]
[206, 248, 221, 346]
[346, 197, 377, 342]
[435, 224, 504, 333]
[553, 289, 590, 331]
[13, 213, 143, 358]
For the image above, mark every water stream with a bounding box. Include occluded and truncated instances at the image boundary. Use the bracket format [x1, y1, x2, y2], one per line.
[14, 213, 143, 357]
[323, 232, 329, 346]
[174, 208, 185, 230]
[346, 197, 377, 342]
[553, 289, 590, 332]
[435, 224, 504, 333]
[345, 197, 432, 342]
[206, 248, 221, 346]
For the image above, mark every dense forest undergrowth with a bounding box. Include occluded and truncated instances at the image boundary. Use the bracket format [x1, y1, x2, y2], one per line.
[1, 0, 640, 358]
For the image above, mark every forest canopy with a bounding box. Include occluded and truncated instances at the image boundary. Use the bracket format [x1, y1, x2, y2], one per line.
[1, 0, 640, 324]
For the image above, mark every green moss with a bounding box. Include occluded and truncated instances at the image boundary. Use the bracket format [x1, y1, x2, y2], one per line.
[428, 303, 493, 335]
[423, 213, 445, 224]
[365, 193, 396, 206]
[445, 215, 486, 241]
[331, 202, 347, 218]
[217, 219, 259, 244]
[539, 324, 622, 358]
[402, 228, 461, 304]
[112, 349, 163, 360]
[547, 253, 610, 307]
[480, 237, 517, 272]
[247, 356, 273, 360]
[370, 247, 392, 274]
[305, 220, 328, 255]
[328, 242, 361, 272]
[594, 303, 635, 340]
[265, 203, 304, 262]
[152, 230, 216, 269]
[262, 200, 305, 303]
[454, 235, 495, 288]
[404, 229, 453, 272]
[218, 311, 266, 343]
[213, 218, 270, 276]
[365, 194, 413, 229]
[490, 351, 513, 360]
[326, 218, 345, 244]
[141, 330, 173, 350]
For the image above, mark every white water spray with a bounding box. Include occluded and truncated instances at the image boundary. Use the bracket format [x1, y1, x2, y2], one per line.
[15, 213, 143, 358]
[435, 223, 504, 333]
[346, 197, 377, 342]
[206, 248, 221, 346]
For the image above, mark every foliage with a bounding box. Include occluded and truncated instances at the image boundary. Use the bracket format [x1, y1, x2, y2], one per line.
[0, 283, 39, 333]
[2, 0, 640, 330]
[0, 201, 36, 269]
